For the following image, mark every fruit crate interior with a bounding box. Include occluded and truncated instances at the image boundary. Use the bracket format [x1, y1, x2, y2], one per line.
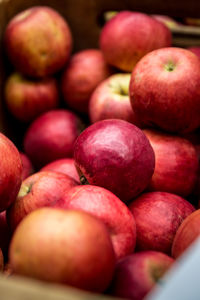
[1, 0, 200, 299]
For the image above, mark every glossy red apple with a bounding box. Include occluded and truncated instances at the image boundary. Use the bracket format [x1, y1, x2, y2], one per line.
[109, 251, 174, 300]
[4, 6, 72, 77]
[89, 73, 142, 126]
[172, 209, 200, 258]
[19, 152, 34, 180]
[130, 47, 200, 133]
[9, 208, 115, 292]
[61, 49, 112, 114]
[100, 11, 171, 72]
[129, 192, 195, 254]
[74, 119, 155, 202]
[62, 185, 136, 260]
[5, 73, 59, 122]
[23, 109, 83, 168]
[7, 171, 78, 231]
[41, 158, 80, 183]
[143, 129, 198, 197]
[0, 133, 22, 212]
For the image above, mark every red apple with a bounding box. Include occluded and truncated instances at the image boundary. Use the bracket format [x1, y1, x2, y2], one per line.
[74, 119, 155, 202]
[5, 73, 59, 122]
[19, 152, 34, 180]
[0, 133, 22, 212]
[0, 211, 11, 254]
[9, 208, 115, 292]
[143, 129, 198, 197]
[4, 6, 72, 77]
[109, 251, 174, 300]
[41, 158, 80, 183]
[172, 209, 200, 258]
[61, 49, 112, 114]
[89, 73, 142, 126]
[0, 249, 4, 272]
[129, 192, 195, 254]
[100, 11, 171, 72]
[7, 171, 78, 231]
[151, 14, 181, 29]
[188, 47, 200, 60]
[130, 47, 200, 133]
[23, 109, 83, 168]
[61, 185, 136, 260]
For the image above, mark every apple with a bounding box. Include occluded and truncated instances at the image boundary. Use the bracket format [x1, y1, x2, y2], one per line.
[0, 248, 4, 272]
[143, 129, 198, 197]
[109, 250, 174, 300]
[74, 119, 155, 202]
[0, 211, 11, 255]
[89, 73, 142, 126]
[172, 209, 200, 259]
[41, 158, 80, 183]
[188, 47, 200, 60]
[61, 49, 112, 114]
[23, 109, 83, 168]
[130, 47, 200, 133]
[0, 133, 22, 212]
[19, 152, 34, 180]
[129, 191, 195, 254]
[151, 14, 181, 29]
[100, 11, 171, 72]
[4, 6, 72, 78]
[61, 184, 136, 260]
[7, 171, 78, 231]
[4, 73, 59, 122]
[9, 208, 115, 292]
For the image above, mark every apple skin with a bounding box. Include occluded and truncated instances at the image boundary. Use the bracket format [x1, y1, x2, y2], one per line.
[74, 119, 155, 202]
[5, 73, 59, 122]
[41, 158, 80, 183]
[23, 109, 83, 168]
[61, 185, 136, 260]
[129, 192, 195, 254]
[143, 129, 199, 197]
[0, 133, 22, 212]
[89, 73, 142, 126]
[109, 251, 174, 300]
[172, 209, 200, 259]
[188, 47, 200, 60]
[19, 152, 34, 180]
[7, 171, 78, 231]
[9, 208, 115, 292]
[130, 47, 200, 133]
[100, 11, 171, 72]
[61, 49, 112, 114]
[4, 6, 72, 78]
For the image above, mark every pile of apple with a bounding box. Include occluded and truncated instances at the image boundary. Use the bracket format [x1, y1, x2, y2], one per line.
[1, 5, 200, 300]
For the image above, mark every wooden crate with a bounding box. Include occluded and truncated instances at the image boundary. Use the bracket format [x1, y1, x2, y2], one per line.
[0, 0, 200, 299]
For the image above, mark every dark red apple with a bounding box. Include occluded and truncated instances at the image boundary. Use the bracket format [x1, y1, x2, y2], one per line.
[5, 73, 59, 122]
[143, 129, 198, 197]
[130, 47, 200, 133]
[4, 6, 72, 77]
[61, 185, 136, 260]
[89, 73, 142, 126]
[109, 251, 174, 300]
[74, 119, 155, 202]
[41, 158, 80, 183]
[23, 109, 83, 168]
[7, 171, 78, 231]
[172, 209, 200, 259]
[19, 152, 34, 180]
[0, 133, 22, 212]
[187, 47, 200, 60]
[61, 49, 112, 114]
[9, 208, 115, 292]
[100, 11, 171, 72]
[129, 192, 195, 254]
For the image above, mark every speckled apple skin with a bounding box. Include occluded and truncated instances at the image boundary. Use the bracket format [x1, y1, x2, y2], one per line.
[129, 191, 195, 254]
[74, 119, 155, 202]
[4, 6, 72, 77]
[130, 47, 200, 133]
[61, 184, 136, 260]
[20, 152, 34, 180]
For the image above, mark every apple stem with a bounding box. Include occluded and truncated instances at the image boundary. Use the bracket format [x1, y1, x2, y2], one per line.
[80, 175, 89, 185]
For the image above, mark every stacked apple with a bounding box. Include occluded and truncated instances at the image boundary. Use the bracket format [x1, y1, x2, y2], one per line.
[1, 5, 200, 300]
